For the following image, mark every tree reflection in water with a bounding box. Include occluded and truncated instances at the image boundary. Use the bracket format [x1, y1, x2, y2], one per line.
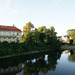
[0, 51, 62, 75]
[68, 50, 75, 62]
[23, 51, 62, 75]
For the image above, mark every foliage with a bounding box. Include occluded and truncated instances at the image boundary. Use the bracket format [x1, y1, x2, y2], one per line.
[50, 26, 55, 31]
[70, 39, 73, 45]
[67, 29, 75, 44]
[22, 21, 34, 43]
[38, 26, 47, 33]
[23, 21, 34, 33]
[22, 23, 57, 44]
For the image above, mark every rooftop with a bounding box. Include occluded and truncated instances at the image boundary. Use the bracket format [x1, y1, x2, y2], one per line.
[0, 24, 22, 32]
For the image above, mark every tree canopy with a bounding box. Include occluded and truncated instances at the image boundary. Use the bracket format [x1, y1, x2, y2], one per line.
[23, 21, 34, 33]
[22, 21, 34, 43]
[50, 26, 55, 31]
[22, 21, 61, 49]
[67, 29, 75, 43]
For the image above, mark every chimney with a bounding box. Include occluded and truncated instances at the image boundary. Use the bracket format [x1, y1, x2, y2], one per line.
[13, 24, 15, 27]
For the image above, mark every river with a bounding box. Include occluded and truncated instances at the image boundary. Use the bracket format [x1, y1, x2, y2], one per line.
[0, 50, 75, 75]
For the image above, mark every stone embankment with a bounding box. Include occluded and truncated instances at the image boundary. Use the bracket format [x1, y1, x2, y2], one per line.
[61, 45, 75, 50]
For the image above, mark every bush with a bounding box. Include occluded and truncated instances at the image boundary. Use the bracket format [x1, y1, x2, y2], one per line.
[70, 39, 73, 45]
[0, 39, 62, 56]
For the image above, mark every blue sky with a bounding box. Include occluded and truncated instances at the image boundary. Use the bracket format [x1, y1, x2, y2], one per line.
[0, 0, 75, 36]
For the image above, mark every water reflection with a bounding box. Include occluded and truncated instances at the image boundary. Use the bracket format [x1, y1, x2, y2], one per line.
[0, 51, 62, 75]
[68, 50, 75, 62]
[62, 50, 70, 54]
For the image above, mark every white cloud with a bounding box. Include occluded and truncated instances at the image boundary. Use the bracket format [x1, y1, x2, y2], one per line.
[0, 0, 18, 15]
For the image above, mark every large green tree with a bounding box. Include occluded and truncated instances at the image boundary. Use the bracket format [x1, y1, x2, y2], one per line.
[67, 29, 75, 43]
[22, 21, 34, 43]
[49, 26, 57, 38]
[23, 21, 34, 33]
[37, 26, 47, 43]
[30, 28, 40, 43]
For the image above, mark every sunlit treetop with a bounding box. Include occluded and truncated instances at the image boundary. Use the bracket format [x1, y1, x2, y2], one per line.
[23, 21, 34, 33]
[37, 26, 47, 33]
[50, 26, 55, 31]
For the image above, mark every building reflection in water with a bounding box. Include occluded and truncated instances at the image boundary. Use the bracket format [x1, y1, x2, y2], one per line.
[0, 51, 62, 75]
[62, 50, 70, 54]
[0, 63, 22, 75]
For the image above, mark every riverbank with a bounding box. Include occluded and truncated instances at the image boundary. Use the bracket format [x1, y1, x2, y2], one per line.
[61, 44, 75, 50]
[0, 41, 61, 57]
[0, 50, 54, 59]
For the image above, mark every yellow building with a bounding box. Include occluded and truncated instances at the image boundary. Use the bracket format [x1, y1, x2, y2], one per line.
[0, 25, 22, 43]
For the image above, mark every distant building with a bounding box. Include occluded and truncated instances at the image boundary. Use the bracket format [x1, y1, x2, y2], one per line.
[61, 35, 70, 43]
[0, 24, 22, 43]
[57, 35, 70, 43]
[57, 36, 62, 41]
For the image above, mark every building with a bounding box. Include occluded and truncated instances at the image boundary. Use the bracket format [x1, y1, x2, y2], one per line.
[0, 24, 22, 43]
[57, 35, 70, 43]
[61, 35, 70, 43]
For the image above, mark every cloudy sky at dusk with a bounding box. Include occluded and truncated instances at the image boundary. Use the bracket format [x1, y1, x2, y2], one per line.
[0, 0, 75, 36]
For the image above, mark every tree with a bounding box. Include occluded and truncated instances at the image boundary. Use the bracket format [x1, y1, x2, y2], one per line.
[38, 26, 47, 33]
[67, 29, 75, 44]
[31, 28, 40, 43]
[37, 26, 47, 43]
[23, 21, 34, 33]
[22, 21, 34, 43]
[46, 26, 57, 46]
[50, 26, 55, 31]
[49, 26, 57, 38]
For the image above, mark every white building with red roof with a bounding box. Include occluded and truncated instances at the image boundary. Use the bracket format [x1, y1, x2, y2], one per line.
[0, 24, 22, 43]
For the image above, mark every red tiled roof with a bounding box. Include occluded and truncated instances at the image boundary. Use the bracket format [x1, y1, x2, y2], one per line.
[0, 25, 22, 32]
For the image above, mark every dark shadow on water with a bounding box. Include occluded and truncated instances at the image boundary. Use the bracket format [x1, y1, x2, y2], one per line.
[0, 50, 62, 75]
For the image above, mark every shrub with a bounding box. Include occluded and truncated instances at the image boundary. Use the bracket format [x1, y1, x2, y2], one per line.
[70, 39, 73, 45]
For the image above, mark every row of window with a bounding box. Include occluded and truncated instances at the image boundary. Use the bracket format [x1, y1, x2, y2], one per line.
[0, 32, 19, 36]
[0, 37, 18, 39]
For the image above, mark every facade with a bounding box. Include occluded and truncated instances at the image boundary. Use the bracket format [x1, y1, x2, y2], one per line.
[0, 25, 22, 43]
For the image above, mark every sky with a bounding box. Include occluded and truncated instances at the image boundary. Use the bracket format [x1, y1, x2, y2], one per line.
[0, 0, 75, 36]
